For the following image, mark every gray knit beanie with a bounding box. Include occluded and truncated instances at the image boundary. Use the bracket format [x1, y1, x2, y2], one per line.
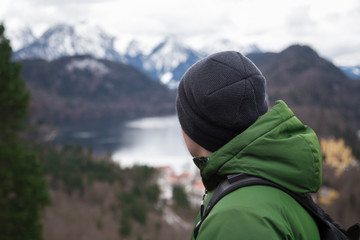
[176, 51, 268, 152]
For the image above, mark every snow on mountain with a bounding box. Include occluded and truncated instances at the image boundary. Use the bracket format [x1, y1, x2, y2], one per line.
[144, 36, 194, 73]
[122, 36, 263, 87]
[339, 65, 360, 80]
[121, 36, 201, 88]
[121, 36, 163, 57]
[125, 40, 145, 58]
[11, 23, 263, 87]
[66, 58, 110, 77]
[6, 25, 36, 51]
[197, 38, 262, 56]
[14, 22, 122, 62]
[143, 36, 202, 87]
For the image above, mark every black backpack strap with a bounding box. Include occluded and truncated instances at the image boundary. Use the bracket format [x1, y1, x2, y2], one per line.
[193, 173, 274, 238]
[193, 173, 256, 238]
[347, 223, 360, 240]
[193, 173, 350, 240]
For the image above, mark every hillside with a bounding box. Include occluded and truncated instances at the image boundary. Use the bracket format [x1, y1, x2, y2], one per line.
[247, 45, 360, 156]
[21, 55, 176, 123]
[32, 144, 196, 240]
[27, 140, 359, 240]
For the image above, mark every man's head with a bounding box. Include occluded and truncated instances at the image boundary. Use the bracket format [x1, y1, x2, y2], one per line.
[176, 51, 268, 154]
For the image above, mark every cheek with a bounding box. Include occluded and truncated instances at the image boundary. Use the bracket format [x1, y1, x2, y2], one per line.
[187, 144, 197, 157]
[182, 130, 196, 156]
[183, 135, 192, 153]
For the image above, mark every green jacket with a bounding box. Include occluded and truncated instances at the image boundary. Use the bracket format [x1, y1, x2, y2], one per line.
[191, 100, 322, 240]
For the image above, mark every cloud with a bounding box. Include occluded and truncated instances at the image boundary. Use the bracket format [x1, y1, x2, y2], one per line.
[28, 0, 116, 5]
[286, 5, 315, 35]
[1, 0, 360, 65]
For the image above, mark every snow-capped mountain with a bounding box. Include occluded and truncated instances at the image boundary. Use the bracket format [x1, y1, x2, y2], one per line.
[145, 36, 201, 86]
[11, 23, 262, 87]
[14, 22, 122, 62]
[124, 36, 203, 88]
[10, 23, 360, 87]
[123, 37, 263, 87]
[339, 66, 360, 80]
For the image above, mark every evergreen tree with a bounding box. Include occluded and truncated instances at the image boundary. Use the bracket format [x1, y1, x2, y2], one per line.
[0, 23, 49, 240]
[0, 24, 30, 137]
[172, 185, 190, 208]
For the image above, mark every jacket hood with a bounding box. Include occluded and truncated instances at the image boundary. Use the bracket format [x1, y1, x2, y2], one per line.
[194, 100, 322, 195]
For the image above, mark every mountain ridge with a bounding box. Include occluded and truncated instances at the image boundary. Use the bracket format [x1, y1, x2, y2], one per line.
[21, 55, 176, 123]
[15, 23, 123, 62]
[11, 23, 360, 82]
[248, 45, 360, 156]
[12, 23, 260, 86]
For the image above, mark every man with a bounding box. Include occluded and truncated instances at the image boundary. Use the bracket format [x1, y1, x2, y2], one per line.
[176, 51, 322, 239]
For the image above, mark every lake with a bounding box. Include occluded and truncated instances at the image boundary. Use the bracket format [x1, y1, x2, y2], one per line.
[52, 115, 195, 174]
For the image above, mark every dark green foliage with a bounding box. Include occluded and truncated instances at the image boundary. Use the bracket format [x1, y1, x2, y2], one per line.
[145, 184, 160, 203]
[109, 204, 117, 214]
[119, 209, 132, 237]
[119, 192, 135, 208]
[120, 192, 148, 225]
[115, 165, 161, 236]
[130, 200, 147, 224]
[126, 165, 155, 182]
[132, 184, 142, 197]
[0, 24, 49, 240]
[35, 144, 123, 194]
[172, 185, 190, 208]
[96, 218, 103, 230]
[0, 140, 50, 240]
[0, 25, 30, 137]
[155, 221, 162, 231]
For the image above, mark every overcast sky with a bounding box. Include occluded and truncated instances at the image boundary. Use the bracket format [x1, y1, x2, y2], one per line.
[1, 0, 359, 66]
